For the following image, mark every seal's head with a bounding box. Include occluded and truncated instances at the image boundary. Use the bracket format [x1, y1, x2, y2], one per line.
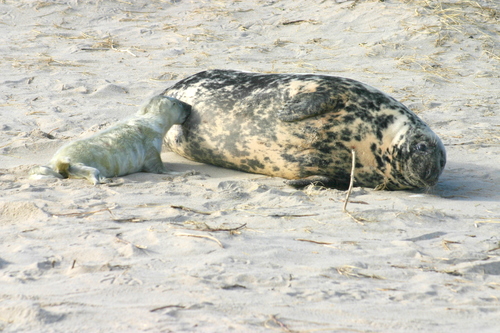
[139, 95, 191, 125]
[394, 127, 446, 189]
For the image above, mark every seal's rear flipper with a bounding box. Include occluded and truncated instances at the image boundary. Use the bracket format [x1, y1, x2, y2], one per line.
[52, 158, 101, 185]
[66, 164, 102, 185]
[29, 166, 64, 180]
[285, 176, 348, 190]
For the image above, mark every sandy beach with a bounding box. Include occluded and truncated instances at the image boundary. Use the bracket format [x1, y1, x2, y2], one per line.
[1, 0, 499, 332]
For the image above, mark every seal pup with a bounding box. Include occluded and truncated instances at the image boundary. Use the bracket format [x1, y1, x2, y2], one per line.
[163, 69, 446, 190]
[29, 95, 191, 185]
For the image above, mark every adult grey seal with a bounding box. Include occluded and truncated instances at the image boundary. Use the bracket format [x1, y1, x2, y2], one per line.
[29, 95, 191, 185]
[163, 69, 446, 190]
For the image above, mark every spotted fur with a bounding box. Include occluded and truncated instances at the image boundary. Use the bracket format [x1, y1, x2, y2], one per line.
[163, 69, 446, 190]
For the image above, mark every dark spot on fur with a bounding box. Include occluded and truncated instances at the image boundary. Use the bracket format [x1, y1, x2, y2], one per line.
[326, 131, 338, 140]
[245, 158, 265, 171]
[375, 114, 395, 130]
[374, 154, 384, 169]
[342, 114, 356, 124]
[340, 128, 352, 141]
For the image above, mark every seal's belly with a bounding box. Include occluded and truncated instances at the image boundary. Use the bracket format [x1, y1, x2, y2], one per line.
[165, 99, 389, 183]
[164, 80, 388, 184]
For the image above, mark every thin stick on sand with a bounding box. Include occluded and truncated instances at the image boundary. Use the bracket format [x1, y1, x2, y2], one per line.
[265, 315, 295, 332]
[176, 233, 224, 248]
[295, 238, 333, 245]
[171, 205, 212, 215]
[115, 234, 148, 250]
[343, 149, 356, 213]
[52, 207, 115, 218]
[198, 222, 247, 233]
[343, 149, 364, 225]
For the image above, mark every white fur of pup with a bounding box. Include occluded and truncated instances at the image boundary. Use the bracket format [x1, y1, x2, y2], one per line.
[29, 95, 191, 185]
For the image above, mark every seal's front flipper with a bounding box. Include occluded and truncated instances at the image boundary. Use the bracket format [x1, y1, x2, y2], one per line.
[285, 176, 347, 189]
[279, 92, 339, 122]
[142, 148, 168, 174]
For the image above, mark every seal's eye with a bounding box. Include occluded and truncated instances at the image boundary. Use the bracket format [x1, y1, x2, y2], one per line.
[415, 142, 428, 152]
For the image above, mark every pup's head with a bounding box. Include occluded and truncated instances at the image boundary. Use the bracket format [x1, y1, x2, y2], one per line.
[139, 95, 191, 125]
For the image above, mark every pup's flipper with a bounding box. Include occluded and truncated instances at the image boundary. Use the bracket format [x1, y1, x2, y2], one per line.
[29, 165, 64, 180]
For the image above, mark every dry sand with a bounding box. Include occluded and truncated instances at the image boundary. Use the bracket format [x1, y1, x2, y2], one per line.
[1, 0, 499, 332]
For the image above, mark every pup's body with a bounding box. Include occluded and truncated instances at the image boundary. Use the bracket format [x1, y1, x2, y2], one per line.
[29, 95, 191, 184]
